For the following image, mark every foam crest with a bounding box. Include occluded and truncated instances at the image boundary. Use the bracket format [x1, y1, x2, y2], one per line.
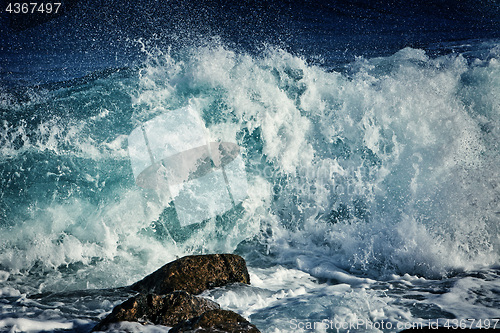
[1, 42, 499, 294]
[97, 43, 500, 279]
[136, 43, 500, 277]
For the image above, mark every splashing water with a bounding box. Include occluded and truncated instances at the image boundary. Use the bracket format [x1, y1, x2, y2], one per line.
[1, 41, 500, 331]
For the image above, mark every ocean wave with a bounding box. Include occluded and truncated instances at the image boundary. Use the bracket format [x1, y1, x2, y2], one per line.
[1, 42, 499, 293]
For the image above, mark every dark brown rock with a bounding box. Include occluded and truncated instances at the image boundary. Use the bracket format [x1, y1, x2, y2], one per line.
[170, 309, 261, 333]
[92, 291, 219, 332]
[130, 254, 250, 295]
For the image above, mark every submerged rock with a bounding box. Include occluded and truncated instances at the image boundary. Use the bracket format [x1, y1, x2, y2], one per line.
[130, 254, 250, 295]
[92, 291, 220, 331]
[170, 309, 261, 333]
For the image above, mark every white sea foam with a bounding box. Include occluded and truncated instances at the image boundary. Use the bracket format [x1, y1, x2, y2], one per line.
[2, 43, 499, 282]
[0, 318, 74, 332]
[0, 270, 9, 282]
[431, 274, 500, 319]
[0, 286, 21, 297]
[204, 265, 416, 332]
[92, 321, 171, 332]
[1, 41, 499, 332]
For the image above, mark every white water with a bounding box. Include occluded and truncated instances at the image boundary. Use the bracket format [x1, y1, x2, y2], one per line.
[1, 41, 500, 332]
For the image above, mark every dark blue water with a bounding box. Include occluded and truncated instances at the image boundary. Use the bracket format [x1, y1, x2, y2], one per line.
[1, 1, 500, 332]
[2, 0, 499, 85]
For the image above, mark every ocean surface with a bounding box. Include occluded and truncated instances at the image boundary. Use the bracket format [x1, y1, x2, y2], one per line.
[1, 0, 500, 332]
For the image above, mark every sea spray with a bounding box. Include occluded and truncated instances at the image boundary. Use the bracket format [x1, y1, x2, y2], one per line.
[1, 43, 499, 297]
[132, 43, 499, 278]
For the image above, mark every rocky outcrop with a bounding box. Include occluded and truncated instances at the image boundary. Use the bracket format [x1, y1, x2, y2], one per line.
[130, 254, 250, 295]
[93, 254, 258, 332]
[92, 291, 219, 331]
[170, 309, 260, 333]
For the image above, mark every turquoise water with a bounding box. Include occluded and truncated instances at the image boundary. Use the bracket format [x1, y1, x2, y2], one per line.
[1, 39, 500, 331]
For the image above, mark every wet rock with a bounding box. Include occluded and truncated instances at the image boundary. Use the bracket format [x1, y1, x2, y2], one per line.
[170, 309, 261, 333]
[130, 254, 250, 295]
[92, 291, 219, 331]
[93, 255, 257, 332]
